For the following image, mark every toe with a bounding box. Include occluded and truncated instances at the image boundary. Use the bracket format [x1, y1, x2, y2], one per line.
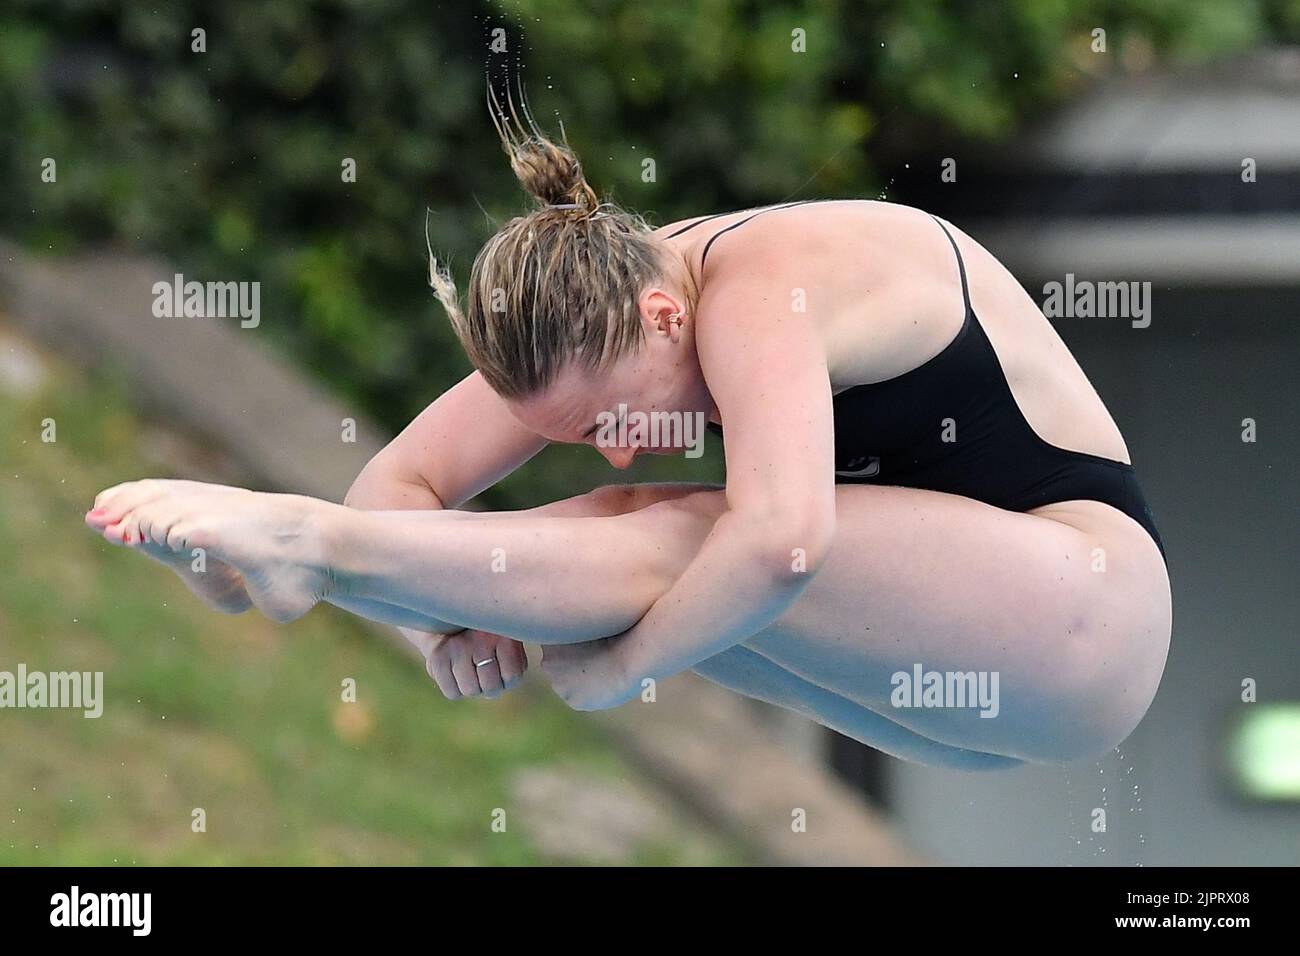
[101, 521, 130, 547]
[95, 479, 168, 526]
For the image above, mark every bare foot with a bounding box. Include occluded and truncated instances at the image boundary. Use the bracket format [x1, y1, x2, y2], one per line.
[87, 479, 251, 612]
[86, 479, 333, 623]
[137, 541, 253, 614]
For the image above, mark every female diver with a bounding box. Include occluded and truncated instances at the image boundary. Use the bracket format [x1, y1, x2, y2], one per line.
[85, 99, 1171, 771]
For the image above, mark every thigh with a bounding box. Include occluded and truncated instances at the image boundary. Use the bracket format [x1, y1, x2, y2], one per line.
[489, 482, 725, 518]
[693, 645, 1024, 771]
[744, 484, 1170, 762]
[507, 479, 1167, 763]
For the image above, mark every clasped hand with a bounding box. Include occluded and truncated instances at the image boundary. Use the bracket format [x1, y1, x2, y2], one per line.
[413, 626, 640, 711]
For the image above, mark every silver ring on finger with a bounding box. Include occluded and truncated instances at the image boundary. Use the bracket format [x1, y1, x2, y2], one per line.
[474, 657, 496, 669]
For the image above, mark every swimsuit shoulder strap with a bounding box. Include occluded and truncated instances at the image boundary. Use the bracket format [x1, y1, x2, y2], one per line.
[928, 215, 972, 315]
[663, 212, 728, 239]
[697, 199, 826, 270]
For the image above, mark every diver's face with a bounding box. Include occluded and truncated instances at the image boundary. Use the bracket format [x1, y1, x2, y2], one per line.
[507, 327, 714, 469]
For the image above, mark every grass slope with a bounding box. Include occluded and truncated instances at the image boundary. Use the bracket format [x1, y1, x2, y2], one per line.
[0, 338, 739, 865]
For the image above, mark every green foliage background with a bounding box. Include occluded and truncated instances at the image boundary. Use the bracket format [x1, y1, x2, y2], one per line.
[3, 0, 1297, 505]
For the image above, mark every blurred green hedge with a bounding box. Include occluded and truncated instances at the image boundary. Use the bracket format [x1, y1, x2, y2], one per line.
[3, 0, 1294, 505]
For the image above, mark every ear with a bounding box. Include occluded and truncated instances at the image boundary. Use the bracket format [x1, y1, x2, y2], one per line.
[639, 289, 686, 344]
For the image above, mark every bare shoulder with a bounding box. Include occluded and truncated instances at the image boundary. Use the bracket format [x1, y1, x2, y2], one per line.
[684, 200, 962, 386]
[690, 219, 823, 356]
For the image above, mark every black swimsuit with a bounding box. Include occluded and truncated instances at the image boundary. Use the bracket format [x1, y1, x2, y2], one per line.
[672, 202, 1166, 561]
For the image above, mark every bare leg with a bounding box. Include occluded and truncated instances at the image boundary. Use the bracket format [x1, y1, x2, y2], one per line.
[87, 478, 708, 633]
[330, 484, 721, 632]
[89, 476, 1168, 761]
[324, 494, 713, 641]
[694, 645, 1023, 771]
[356, 483, 1020, 768]
[95, 478, 1014, 765]
[374, 482, 1022, 768]
[328, 486, 1164, 762]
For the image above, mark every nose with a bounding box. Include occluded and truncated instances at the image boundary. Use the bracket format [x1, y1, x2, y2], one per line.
[599, 444, 639, 469]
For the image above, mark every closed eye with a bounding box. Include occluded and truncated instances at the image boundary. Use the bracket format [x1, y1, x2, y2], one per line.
[581, 408, 627, 442]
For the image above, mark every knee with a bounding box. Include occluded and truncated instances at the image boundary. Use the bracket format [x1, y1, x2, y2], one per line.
[585, 483, 726, 520]
[665, 487, 729, 524]
[610, 496, 721, 586]
[584, 483, 646, 517]
[633, 494, 725, 540]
